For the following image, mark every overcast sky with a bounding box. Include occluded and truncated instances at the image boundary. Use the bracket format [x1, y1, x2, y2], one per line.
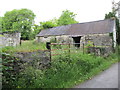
[0, 0, 120, 25]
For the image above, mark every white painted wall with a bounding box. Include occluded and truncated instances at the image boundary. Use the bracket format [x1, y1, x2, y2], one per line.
[113, 19, 117, 47]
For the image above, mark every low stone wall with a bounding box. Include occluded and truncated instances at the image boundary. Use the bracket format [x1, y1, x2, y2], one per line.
[14, 50, 50, 69]
[87, 46, 113, 57]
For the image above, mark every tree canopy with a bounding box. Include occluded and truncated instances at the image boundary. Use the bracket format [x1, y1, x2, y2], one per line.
[31, 24, 41, 39]
[105, 12, 116, 19]
[40, 18, 58, 29]
[39, 10, 78, 30]
[0, 17, 3, 32]
[2, 9, 36, 40]
[57, 10, 78, 26]
[2, 9, 79, 40]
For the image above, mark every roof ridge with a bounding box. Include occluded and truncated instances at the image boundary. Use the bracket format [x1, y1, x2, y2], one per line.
[70, 19, 113, 25]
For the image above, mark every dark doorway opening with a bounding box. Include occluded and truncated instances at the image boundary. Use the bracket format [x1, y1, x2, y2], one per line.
[72, 36, 81, 48]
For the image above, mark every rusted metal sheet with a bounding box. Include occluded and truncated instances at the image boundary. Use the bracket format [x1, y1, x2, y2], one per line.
[37, 19, 115, 37]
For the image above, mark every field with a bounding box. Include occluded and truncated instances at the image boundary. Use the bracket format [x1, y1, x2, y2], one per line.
[1, 41, 119, 88]
[2, 40, 46, 53]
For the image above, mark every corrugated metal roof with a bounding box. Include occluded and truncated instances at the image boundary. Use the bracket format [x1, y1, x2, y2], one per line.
[37, 19, 115, 37]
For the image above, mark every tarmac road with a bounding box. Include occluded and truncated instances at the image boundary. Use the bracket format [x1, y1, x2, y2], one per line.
[75, 62, 119, 88]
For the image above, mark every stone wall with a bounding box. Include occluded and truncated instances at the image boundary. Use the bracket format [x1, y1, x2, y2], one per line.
[36, 35, 73, 43]
[37, 34, 112, 46]
[14, 50, 50, 69]
[80, 34, 113, 55]
[80, 34, 113, 47]
[37, 33, 113, 48]
[36, 33, 113, 55]
[55, 35, 73, 43]
[0, 32, 21, 47]
[36, 36, 54, 43]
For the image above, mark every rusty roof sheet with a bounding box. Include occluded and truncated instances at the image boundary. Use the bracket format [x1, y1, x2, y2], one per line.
[37, 19, 115, 37]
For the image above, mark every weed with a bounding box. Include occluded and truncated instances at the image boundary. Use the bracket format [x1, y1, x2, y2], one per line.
[14, 52, 118, 88]
[2, 41, 119, 88]
[2, 40, 46, 53]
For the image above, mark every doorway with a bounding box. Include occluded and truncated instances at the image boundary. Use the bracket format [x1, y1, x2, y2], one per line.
[72, 36, 81, 48]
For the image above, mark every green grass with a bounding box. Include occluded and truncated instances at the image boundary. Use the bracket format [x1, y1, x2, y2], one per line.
[2, 40, 47, 53]
[2, 42, 119, 88]
[13, 52, 118, 88]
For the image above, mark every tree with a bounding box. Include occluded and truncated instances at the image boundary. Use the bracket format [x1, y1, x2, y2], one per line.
[31, 24, 41, 39]
[40, 18, 58, 29]
[57, 10, 78, 26]
[39, 10, 79, 30]
[0, 17, 3, 32]
[105, 12, 120, 45]
[105, 12, 116, 19]
[2, 9, 36, 40]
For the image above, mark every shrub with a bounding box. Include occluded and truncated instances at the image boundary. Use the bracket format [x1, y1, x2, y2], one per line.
[2, 46, 118, 88]
[2, 53, 23, 88]
[14, 52, 114, 88]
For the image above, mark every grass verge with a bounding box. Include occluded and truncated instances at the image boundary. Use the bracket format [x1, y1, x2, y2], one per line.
[1, 40, 46, 53]
[2, 42, 119, 88]
[69, 58, 118, 88]
[11, 52, 118, 88]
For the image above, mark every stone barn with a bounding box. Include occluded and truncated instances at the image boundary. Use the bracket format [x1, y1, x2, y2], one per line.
[0, 31, 21, 47]
[36, 19, 116, 51]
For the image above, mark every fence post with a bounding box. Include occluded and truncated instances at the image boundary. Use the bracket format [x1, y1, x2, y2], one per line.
[83, 43, 84, 54]
[93, 43, 95, 56]
[20, 39, 22, 46]
[46, 42, 51, 62]
[69, 43, 70, 59]
[59, 43, 61, 60]
[50, 48, 51, 62]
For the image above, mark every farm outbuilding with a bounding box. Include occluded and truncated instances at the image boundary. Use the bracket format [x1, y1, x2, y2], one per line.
[0, 31, 21, 47]
[36, 19, 116, 50]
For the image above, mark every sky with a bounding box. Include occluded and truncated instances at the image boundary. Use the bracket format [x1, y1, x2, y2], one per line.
[0, 0, 120, 25]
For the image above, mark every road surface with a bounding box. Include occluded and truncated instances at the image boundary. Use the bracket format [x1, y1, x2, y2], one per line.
[75, 62, 119, 88]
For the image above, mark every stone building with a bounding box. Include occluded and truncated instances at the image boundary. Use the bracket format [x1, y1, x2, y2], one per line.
[0, 31, 21, 47]
[36, 19, 116, 50]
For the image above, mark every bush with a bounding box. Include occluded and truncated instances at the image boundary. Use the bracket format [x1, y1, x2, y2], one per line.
[2, 49, 118, 88]
[14, 52, 115, 88]
[2, 53, 23, 88]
